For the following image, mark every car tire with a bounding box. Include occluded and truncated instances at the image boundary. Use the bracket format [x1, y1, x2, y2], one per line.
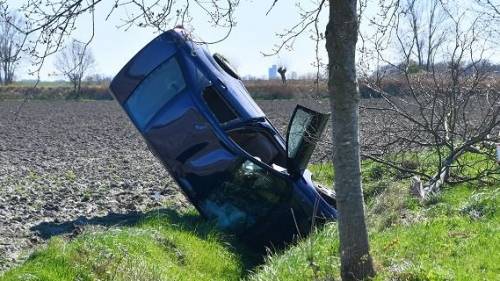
[213, 53, 241, 80]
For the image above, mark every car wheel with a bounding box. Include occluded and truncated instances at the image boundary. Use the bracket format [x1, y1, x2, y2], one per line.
[213, 53, 241, 80]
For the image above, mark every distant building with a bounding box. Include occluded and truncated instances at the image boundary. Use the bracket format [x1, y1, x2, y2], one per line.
[242, 74, 258, 80]
[268, 65, 278, 80]
[291, 71, 298, 80]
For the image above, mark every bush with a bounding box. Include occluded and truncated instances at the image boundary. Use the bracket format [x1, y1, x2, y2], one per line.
[0, 85, 112, 100]
[244, 80, 328, 99]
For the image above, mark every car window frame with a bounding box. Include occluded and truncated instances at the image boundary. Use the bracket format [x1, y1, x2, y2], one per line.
[224, 120, 290, 177]
[202, 84, 240, 125]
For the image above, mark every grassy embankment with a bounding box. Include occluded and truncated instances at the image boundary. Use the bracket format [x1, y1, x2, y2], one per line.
[1, 209, 253, 281]
[252, 161, 499, 280]
[2, 157, 498, 280]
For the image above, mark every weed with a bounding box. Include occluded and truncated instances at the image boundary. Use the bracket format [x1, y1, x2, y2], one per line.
[422, 191, 443, 206]
[367, 183, 411, 231]
[368, 165, 386, 181]
[64, 170, 77, 182]
[364, 179, 391, 200]
[460, 189, 498, 219]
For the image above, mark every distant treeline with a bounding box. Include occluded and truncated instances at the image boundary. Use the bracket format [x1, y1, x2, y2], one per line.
[0, 80, 325, 100]
[1, 76, 498, 101]
[0, 85, 113, 100]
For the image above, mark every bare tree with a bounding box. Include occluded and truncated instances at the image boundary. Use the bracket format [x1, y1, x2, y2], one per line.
[0, 12, 24, 85]
[85, 73, 111, 87]
[404, 0, 447, 71]
[6, 0, 375, 279]
[277, 66, 287, 85]
[475, 0, 500, 16]
[54, 40, 95, 97]
[360, 0, 500, 199]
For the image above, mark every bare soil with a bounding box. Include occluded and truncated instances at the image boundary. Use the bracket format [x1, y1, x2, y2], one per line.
[0, 100, 185, 271]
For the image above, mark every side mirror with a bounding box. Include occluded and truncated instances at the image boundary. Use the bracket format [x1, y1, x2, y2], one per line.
[286, 105, 330, 176]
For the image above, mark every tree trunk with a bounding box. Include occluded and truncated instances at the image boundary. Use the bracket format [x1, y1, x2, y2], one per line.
[77, 78, 82, 99]
[71, 78, 78, 98]
[2, 64, 7, 86]
[411, 147, 468, 199]
[326, 1, 375, 280]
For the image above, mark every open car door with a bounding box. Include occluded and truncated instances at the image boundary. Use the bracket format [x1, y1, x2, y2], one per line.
[286, 105, 330, 176]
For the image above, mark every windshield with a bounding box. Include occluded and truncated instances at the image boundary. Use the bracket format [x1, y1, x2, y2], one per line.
[125, 56, 186, 130]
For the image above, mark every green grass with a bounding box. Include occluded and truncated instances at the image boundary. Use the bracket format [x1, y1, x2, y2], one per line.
[250, 214, 499, 281]
[2, 162, 498, 280]
[1, 209, 250, 281]
[309, 160, 396, 200]
[249, 164, 499, 281]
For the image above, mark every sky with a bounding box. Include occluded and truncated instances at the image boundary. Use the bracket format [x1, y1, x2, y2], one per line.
[13, 0, 498, 81]
[15, 1, 331, 81]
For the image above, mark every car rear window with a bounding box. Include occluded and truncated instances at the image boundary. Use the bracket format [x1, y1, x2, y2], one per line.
[125, 57, 186, 130]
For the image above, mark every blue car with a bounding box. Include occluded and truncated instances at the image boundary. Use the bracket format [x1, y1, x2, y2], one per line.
[109, 27, 336, 246]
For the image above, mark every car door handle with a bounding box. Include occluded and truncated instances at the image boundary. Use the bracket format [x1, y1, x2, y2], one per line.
[216, 79, 227, 90]
[194, 123, 206, 130]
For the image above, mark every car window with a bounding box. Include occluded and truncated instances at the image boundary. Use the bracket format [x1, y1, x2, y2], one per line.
[125, 57, 186, 130]
[203, 85, 238, 123]
[286, 105, 330, 174]
[287, 108, 313, 158]
[200, 159, 291, 233]
[228, 128, 286, 167]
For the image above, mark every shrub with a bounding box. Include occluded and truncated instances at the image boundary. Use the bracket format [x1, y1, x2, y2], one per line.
[0, 85, 112, 100]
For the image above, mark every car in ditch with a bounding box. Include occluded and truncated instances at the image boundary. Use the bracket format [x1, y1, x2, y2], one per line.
[109, 27, 336, 246]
